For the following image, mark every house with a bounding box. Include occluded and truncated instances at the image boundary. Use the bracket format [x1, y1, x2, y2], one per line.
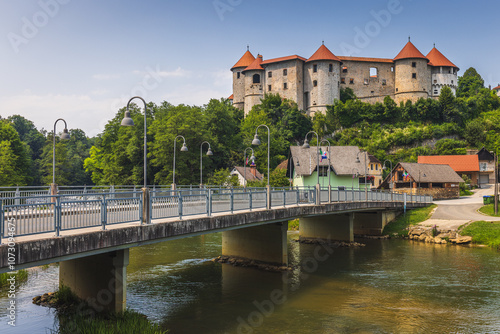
[467, 147, 495, 185]
[493, 85, 500, 97]
[380, 162, 464, 199]
[288, 146, 371, 189]
[367, 153, 383, 187]
[417, 155, 479, 185]
[230, 163, 263, 187]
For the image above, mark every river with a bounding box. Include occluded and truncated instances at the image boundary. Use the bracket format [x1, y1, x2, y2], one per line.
[1, 232, 499, 333]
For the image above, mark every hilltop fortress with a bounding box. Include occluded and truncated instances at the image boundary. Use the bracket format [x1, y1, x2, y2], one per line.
[231, 40, 459, 116]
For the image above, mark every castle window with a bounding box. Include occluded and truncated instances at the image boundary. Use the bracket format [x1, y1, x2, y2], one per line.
[342, 66, 348, 73]
[396, 88, 399, 92]
[268, 71, 272, 78]
[412, 73, 417, 79]
[349, 78, 354, 84]
[434, 79, 437, 83]
[370, 67, 378, 78]
[364, 79, 369, 85]
[451, 80, 454, 84]
[391, 66, 394, 72]
[268, 85, 272, 91]
[313, 64, 318, 73]
[412, 62, 416, 68]
[283, 83, 288, 90]
[382, 79, 386, 85]
[253, 74, 260, 84]
[371, 91, 375, 94]
[313, 80, 318, 87]
[283, 69, 287, 76]
[341, 78, 346, 84]
[329, 64, 333, 72]
[434, 90, 438, 94]
[237, 72, 241, 79]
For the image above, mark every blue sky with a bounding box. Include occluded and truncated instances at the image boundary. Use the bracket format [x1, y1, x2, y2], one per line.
[1, 0, 499, 137]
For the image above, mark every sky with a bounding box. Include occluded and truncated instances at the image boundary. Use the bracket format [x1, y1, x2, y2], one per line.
[1, 0, 499, 137]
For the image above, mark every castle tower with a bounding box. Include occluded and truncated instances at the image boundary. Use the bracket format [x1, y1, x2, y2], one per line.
[304, 44, 341, 116]
[426, 46, 459, 98]
[242, 54, 265, 115]
[231, 49, 255, 110]
[393, 40, 431, 104]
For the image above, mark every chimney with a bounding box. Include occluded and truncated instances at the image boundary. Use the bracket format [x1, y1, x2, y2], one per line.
[250, 163, 257, 177]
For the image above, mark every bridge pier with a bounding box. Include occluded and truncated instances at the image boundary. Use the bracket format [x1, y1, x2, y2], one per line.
[59, 249, 129, 313]
[353, 210, 400, 236]
[222, 222, 288, 266]
[299, 213, 354, 242]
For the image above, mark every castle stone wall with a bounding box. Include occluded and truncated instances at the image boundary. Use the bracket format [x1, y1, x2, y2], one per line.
[244, 69, 264, 115]
[394, 58, 431, 104]
[232, 68, 246, 110]
[263, 60, 304, 110]
[303, 61, 340, 116]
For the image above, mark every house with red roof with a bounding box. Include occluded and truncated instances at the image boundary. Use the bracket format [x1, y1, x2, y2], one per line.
[493, 84, 500, 97]
[417, 155, 479, 185]
[231, 39, 459, 116]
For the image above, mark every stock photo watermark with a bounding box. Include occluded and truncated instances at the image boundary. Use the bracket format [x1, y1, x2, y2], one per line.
[5, 218, 17, 327]
[213, 0, 244, 21]
[7, 0, 71, 54]
[339, 0, 410, 56]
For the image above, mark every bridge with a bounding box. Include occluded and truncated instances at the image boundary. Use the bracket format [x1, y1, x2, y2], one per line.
[0, 185, 431, 312]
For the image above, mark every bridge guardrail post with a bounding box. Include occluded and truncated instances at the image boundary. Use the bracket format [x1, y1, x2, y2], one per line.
[55, 196, 61, 237]
[207, 189, 211, 217]
[296, 187, 299, 206]
[15, 187, 20, 206]
[230, 187, 234, 213]
[178, 193, 183, 220]
[101, 198, 107, 230]
[283, 188, 286, 207]
[0, 201, 3, 244]
[249, 189, 253, 211]
[266, 185, 271, 209]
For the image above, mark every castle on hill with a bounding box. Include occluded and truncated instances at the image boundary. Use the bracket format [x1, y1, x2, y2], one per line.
[230, 39, 459, 116]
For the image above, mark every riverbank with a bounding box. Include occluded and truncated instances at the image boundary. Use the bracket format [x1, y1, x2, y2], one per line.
[382, 204, 437, 237]
[461, 221, 500, 249]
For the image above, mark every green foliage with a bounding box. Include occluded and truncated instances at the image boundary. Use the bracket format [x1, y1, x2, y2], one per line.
[0, 269, 28, 288]
[340, 87, 356, 103]
[269, 168, 290, 187]
[207, 168, 239, 187]
[0, 120, 32, 185]
[382, 204, 436, 237]
[457, 67, 484, 98]
[461, 221, 500, 249]
[463, 118, 486, 148]
[478, 204, 500, 217]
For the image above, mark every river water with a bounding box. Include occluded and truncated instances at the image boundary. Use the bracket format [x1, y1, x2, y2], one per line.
[1, 232, 499, 333]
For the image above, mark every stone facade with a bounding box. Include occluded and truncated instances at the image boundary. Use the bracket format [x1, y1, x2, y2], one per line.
[231, 41, 459, 116]
[393, 187, 459, 200]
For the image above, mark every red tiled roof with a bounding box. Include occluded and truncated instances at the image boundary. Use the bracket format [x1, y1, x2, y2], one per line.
[493, 85, 500, 91]
[417, 155, 479, 172]
[261, 55, 307, 65]
[394, 41, 428, 61]
[242, 54, 264, 72]
[426, 47, 458, 69]
[339, 56, 394, 64]
[228, 94, 233, 100]
[231, 50, 255, 69]
[307, 44, 341, 63]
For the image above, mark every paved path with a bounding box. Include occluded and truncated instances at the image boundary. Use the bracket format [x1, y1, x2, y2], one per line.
[419, 184, 500, 230]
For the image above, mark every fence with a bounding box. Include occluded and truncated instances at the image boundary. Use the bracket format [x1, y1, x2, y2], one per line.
[0, 186, 432, 242]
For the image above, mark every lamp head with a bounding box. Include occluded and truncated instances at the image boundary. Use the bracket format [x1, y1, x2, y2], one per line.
[60, 128, 70, 140]
[250, 154, 255, 161]
[302, 139, 310, 149]
[252, 134, 261, 146]
[181, 143, 188, 152]
[121, 110, 135, 126]
[206, 147, 213, 156]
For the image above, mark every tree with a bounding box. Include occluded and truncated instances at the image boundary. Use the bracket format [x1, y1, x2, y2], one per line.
[439, 86, 460, 123]
[207, 168, 239, 187]
[0, 120, 32, 185]
[463, 119, 486, 148]
[340, 87, 356, 103]
[457, 67, 484, 98]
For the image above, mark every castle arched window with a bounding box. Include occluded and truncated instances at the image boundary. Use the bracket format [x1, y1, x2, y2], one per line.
[237, 72, 241, 79]
[329, 64, 333, 72]
[313, 80, 318, 87]
[253, 74, 261, 84]
[313, 64, 318, 72]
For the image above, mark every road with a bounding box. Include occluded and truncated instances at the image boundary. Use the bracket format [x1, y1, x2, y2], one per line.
[419, 184, 500, 230]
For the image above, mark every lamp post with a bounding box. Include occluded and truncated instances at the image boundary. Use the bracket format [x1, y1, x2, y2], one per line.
[320, 140, 331, 188]
[200, 141, 213, 187]
[356, 150, 368, 199]
[252, 124, 271, 208]
[51, 118, 70, 200]
[172, 135, 188, 189]
[243, 147, 255, 188]
[383, 159, 393, 200]
[303, 131, 320, 204]
[121, 96, 150, 223]
[351, 168, 359, 189]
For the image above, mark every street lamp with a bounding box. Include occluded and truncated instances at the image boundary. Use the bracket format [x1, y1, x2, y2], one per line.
[243, 147, 255, 188]
[252, 124, 270, 187]
[52, 118, 70, 185]
[173, 135, 188, 188]
[320, 140, 331, 188]
[302, 131, 320, 186]
[383, 159, 393, 200]
[200, 141, 213, 187]
[356, 150, 368, 198]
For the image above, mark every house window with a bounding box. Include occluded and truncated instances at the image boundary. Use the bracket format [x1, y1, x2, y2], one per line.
[375, 164, 378, 171]
[268, 71, 272, 78]
[313, 64, 318, 72]
[237, 72, 241, 79]
[313, 80, 318, 87]
[342, 66, 348, 73]
[268, 85, 272, 91]
[412, 73, 417, 79]
[382, 79, 386, 85]
[364, 79, 369, 85]
[370, 67, 378, 78]
[349, 78, 354, 84]
[283, 69, 287, 76]
[319, 166, 328, 177]
[370, 164, 374, 170]
[341, 78, 346, 84]
[412, 62, 416, 68]
[329, 64, 333, 72]
[480, 162, 487, 172]
[283, 82, 288, 90]
[253, 74, 260, 84]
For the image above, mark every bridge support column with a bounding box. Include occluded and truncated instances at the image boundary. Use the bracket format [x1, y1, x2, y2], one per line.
[222, 222, 288, 266]
[299, 213, 353, 242]
[353, 210, 400, 235]
[59, 249, 129, 313]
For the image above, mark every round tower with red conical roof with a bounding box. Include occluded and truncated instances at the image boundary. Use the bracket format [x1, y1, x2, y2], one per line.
[304, 43, 341, 116]
[242, 54, 265, 115]
[426, 45, 459, 98]
[393, 39, 432, 103]
[231, 48, 255, 110]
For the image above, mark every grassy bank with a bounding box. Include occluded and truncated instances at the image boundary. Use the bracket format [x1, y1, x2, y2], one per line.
[382, 204, 437, 237]
[0, 270, 28, 288]
[288, 219, 299, 231]
[45, 286, 167, 334]
[478, 204, 500, 217]
[461, 221, 500, 249]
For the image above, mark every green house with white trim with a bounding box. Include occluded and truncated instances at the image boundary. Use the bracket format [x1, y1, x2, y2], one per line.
[287, 146, 371, 189]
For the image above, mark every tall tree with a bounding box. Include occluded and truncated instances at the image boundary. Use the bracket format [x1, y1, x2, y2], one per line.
[457, 67, 484, 98]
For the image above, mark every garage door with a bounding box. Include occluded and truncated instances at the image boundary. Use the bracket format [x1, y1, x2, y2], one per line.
[479, 174, 490, 184]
